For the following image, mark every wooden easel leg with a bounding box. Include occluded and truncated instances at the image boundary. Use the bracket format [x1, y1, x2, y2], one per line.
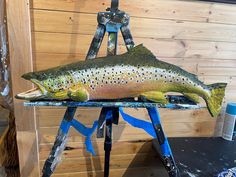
[147, 107, 180, 177]
[42, 107, 77, 177]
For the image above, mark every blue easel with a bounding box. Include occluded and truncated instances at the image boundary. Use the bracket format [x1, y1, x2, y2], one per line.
[26, 101, 187, 177]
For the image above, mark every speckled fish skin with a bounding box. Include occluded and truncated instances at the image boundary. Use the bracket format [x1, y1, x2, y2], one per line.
[17, 44, 227, 117]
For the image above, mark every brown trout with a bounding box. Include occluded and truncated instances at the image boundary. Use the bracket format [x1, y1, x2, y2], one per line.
[16, 44, 227, 117]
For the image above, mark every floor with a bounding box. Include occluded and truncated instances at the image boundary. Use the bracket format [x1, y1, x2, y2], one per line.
[0, 135, 235, 177]
[153, 137, 236, 177]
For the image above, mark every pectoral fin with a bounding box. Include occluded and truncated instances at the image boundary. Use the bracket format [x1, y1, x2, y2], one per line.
[183, 93, 200, 103]
[53, 91, 68, 100]
[140, 91, 168, 104]
[68, 86, 89, 101]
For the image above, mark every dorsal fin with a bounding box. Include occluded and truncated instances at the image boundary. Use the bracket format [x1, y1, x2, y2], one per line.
[126, 44, 156, 58]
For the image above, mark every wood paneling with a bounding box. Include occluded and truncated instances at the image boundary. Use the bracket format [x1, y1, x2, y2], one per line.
[33, 32, 236, 59]
[32, 10, 236, 43]
[6, 0, 40, 176]
[28, 0, 236, 176]
[32, 0, 236, 25]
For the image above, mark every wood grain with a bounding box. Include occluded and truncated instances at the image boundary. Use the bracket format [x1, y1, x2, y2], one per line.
[39, 153, 163, 174]
[33, 32, 236, 60]
[51, 167, 165, 177]
[32, 10, 236, 43]
[32, 0, 236, 25]
[6, 0, 40, 176]
[39, 140, 153, 160]
[37, 108, 213, 127]
[39, 120, 216, 144]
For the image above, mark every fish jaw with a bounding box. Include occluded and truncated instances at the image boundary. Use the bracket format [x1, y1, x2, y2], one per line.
[15, 87, 45, 100]
[16, 79, 47, 100]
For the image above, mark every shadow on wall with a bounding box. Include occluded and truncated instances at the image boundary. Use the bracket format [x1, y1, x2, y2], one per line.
[122, 141, 168, 177]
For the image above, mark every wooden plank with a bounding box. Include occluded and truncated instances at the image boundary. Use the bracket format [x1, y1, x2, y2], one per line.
[33, 32, 236, 60]
[209, 3, 236, 25]
[32, 0, 236, 25]
[39, 120, 216, 144]
[37, 108, 213, 127]
[6, 0, 40, 176]
[31, 10, 236, 43]
[198, 67, 236, 76]
[39, 153, 160, 174]
[52, 167, 165, 177]
[39, 140, 152, 160]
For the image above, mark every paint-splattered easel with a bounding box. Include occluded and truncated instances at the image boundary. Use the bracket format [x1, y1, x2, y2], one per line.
[24, 0, 203, 176]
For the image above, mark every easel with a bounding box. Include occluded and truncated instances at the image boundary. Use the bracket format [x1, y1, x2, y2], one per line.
[28, 1, 184, 176]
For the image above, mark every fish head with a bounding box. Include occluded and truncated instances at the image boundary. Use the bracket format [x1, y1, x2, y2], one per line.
[15, 79, 48, 100]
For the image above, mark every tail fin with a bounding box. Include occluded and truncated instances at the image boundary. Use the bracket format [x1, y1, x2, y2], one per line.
[206, 83, 227, 117]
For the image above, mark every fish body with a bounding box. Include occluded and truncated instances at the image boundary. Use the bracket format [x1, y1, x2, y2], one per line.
[16, 44, 227, 117]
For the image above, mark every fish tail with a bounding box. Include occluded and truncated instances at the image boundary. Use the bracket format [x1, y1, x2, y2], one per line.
[206, 83, 227, 117]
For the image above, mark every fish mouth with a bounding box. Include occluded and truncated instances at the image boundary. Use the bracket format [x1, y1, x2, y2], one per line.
[15, 87, 45, 100]
[16, 79, 47, 100]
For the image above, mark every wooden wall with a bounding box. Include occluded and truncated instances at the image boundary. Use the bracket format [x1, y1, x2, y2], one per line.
[29, 0, 236, 176]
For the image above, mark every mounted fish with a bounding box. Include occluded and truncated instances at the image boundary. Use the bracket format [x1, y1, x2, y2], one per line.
[16, 44, 227, 117]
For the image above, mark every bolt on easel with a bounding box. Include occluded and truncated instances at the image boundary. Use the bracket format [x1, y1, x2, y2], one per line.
[35, 0, 185, 176]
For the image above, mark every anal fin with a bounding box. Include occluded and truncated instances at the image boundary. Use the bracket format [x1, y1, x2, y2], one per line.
[140, 91, 168, 104]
